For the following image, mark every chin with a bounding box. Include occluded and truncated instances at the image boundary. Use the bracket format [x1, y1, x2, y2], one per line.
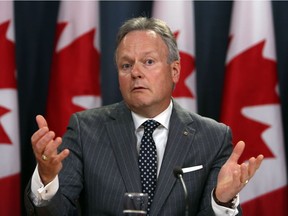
[128, 99, 152, 109]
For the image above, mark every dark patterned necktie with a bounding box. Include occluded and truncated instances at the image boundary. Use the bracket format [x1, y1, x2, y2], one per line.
[139, 120, 160, 215]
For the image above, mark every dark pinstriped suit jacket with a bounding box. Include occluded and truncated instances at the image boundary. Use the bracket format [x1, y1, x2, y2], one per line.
[25, 100, 242, 216]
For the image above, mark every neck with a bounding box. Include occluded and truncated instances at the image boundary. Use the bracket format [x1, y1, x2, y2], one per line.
[127, 100, 172, 118]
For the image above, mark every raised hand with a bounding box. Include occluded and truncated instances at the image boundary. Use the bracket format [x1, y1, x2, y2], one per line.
[215, 141, 264, 202]
[31, 115, 70, 185]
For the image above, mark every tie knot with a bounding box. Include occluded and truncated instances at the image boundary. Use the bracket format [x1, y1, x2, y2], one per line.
[143, 120, 160, 133]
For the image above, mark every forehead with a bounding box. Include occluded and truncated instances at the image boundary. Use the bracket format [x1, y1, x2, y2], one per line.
[123, 30, 162, 45]
[116, 30, 167, 56]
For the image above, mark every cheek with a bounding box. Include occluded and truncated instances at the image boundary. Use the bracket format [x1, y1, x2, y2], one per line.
[162, 71, 175, 83]
[153, 74, 174, 92]
[118, 75, 130, 91]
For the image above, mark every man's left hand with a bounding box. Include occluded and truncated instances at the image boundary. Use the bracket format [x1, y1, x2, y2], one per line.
[215, 141, 264, 203]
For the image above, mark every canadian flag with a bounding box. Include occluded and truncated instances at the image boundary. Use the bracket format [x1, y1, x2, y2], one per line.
[46, 1, 101, 136]
[221, 1, 288, 215]
[152, 1, 197, 112]
[0, 1, 21, 215]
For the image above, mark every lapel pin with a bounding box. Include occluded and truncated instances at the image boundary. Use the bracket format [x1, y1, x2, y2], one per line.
[183, 131, 188, 136]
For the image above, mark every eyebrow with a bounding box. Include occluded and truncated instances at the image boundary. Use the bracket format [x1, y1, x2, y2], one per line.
[118, 50, 159, 61]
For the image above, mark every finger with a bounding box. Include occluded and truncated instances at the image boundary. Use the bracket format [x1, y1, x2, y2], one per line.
[31, 126, 49, 145]
[248, 154, 264, 175]
[227, 141, 245, 163]
[51, 149, 70, 164]
[34, 131, 55, 155]
[255, 154, 264, 169]
[240, 162, 249, 183]
[247, 157, 256, 177]
[36, 115, 48, 129]
[43, 137, 62, 157]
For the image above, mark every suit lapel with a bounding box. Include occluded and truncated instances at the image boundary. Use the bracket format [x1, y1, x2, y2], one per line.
[105, 101, 196, 214]
[106, 102, 142, 193]
[151, 103, 196, 215]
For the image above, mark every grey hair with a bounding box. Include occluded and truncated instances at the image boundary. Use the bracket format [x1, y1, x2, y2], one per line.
[115, 17, 180, 64]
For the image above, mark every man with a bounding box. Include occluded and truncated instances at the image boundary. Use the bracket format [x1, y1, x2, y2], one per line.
[25, 17, 263, 215]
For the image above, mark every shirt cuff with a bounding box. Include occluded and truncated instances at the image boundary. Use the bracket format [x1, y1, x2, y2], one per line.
[30, 165, 59, 205]
[211, 190, 239, 216]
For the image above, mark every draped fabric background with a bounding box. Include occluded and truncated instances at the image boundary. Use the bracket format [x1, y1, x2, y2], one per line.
[1, 0, 287, 215]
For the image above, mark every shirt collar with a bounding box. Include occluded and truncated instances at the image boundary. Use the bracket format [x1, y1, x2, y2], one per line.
[131, 100, 173, 130]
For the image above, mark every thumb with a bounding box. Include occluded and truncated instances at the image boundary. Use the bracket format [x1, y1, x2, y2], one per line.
[36, 115, 48, 129]
[227, 141, 245, 164]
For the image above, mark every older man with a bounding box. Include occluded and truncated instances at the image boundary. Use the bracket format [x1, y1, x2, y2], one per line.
[25, 17, 263, 216]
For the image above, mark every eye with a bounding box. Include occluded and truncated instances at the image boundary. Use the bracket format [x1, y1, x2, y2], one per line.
[121, 63, 132, 70]
[145, 59, 154, 65]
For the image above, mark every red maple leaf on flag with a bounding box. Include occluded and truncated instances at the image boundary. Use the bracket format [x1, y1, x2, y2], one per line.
[0, 107, 11, 144]
[46, 23, 101, 136]
[221, 41, 277, 161]
[172, 31, 195, 98]
[0, 21, 16, 89]
[0, 20, 16, 145]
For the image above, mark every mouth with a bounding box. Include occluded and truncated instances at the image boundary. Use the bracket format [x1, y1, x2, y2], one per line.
[132, 86, 147, 92]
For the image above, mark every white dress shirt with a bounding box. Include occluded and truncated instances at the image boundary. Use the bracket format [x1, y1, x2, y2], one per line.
[31, 100, 239, 215]
[131, 101, 172, 177]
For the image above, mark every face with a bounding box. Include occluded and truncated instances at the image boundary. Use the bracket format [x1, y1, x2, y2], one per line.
[116, 30, 180, 117]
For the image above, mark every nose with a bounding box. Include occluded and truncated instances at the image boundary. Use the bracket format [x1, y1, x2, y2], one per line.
[131, 62, 143, 78]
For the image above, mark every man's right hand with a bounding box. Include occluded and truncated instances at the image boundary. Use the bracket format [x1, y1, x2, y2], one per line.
[31, 115, 70, 185]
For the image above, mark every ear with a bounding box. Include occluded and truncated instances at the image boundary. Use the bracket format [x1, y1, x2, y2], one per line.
[171, 60, 181, 83]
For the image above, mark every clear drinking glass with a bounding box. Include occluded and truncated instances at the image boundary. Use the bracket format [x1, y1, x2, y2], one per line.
[123, 192, 148, 215]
